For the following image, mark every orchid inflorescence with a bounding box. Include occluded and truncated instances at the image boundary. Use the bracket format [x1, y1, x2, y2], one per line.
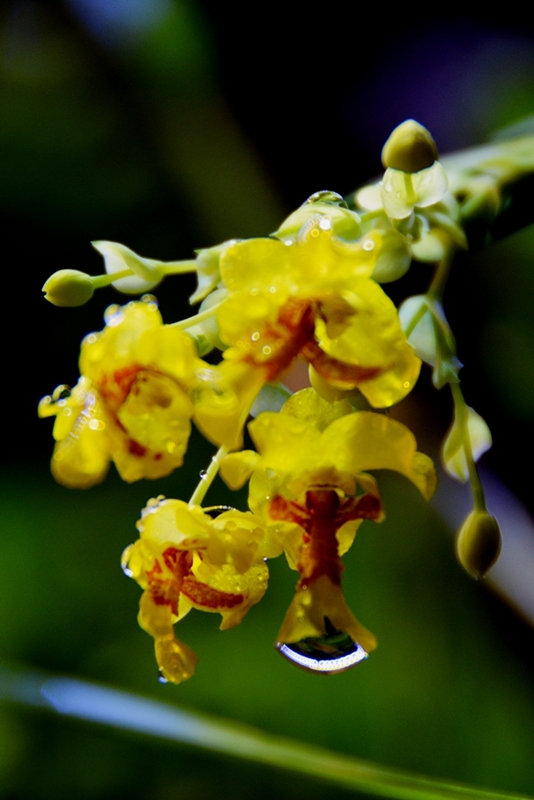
[40, 120, 516, 683]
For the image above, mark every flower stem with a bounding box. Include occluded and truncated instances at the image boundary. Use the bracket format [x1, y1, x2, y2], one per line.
[92, 269, 133, 288]
[403, 301, 429, 339]
[189, 445, 229, 507]
[427, 256, 451, 301]
[450, 382, 487, 512]
[170, 301, 224, 330]
[160, 259, 198, 275]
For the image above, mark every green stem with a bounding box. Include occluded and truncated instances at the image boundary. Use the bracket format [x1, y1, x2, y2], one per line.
[450, 382, 487, 511]
[427, 256, 451, 301]
[403, 301, 429, 339]
[189, 445, 229, 507]
[170, 301, 224, 330]
[403, 173, 416, 206]
[92, 269, 134, 288]
[160, 259, 198, 275]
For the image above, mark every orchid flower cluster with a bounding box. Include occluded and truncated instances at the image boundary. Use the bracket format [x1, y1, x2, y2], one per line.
[40, 121, 506, 684]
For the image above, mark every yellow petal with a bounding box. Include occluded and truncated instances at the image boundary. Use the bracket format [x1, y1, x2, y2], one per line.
[322, 411, 437, 500]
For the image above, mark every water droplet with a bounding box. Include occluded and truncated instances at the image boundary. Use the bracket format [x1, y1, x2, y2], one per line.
[251, 331, 260, 342]
[262, 345, 272, 355]
[120, 544, 134, 577]
[203, 505, 233, 518]
[199, 470, 208, 479]
[362, 238, 375, 251]
[318, 217, 331, 231]
[157, 670, 168, 684]
[141, 294, 158, 308]
[304, 190, 346, 207]
[250, 287, 259, 296]
[403, 381, 410, 388]
[52, 385, 71, 402]
[88, 418, 105, 431]
[276, 620, 369, 674]
[269, 286, 277, 293]
[83, 333, 98, 346]
[310, 228, 320, 238]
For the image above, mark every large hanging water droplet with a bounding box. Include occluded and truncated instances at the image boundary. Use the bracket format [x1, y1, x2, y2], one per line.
[157, 669, 168, 684]
[276, 617, 369, 673]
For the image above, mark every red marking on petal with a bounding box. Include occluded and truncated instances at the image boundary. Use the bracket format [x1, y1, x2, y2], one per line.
[336, 493, 383, 523]
[181, 577, 244, 610]
[301, 338, 382, 386]
[269, 496, 309, 527]
[243, 300, 315, 382]
[128, 439, 147, 457]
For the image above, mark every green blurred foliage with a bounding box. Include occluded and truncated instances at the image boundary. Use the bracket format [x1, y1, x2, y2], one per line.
[1, 466, 534, 799]
[2, 1, 534, 799]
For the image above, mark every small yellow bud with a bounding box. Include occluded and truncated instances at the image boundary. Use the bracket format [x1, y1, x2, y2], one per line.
[456, 510, 501, 579]
[43, 269, 94, 307]
[382, 120, 439, 173]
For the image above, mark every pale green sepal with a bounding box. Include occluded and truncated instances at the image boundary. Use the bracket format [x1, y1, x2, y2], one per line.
[399, 295, 462, 389]
[250, 383, 291, 418]
[399, 296, 436, 363]
[381, 163, 448, 220]
[443, 407, 493, 482]
[92, 241, 163, 294]
[371, 228, 412, 282]
[186, 288, 227, 355]
[411, 232, 447, 263]
[190, 241, 237, 305]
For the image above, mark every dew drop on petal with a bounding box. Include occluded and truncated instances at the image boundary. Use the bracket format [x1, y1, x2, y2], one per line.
[251, 331, 260, 342]
[141, 293, 158, 308]
[120, 544, 134, 577]
[362, 238, 375, 251]
[157, 670, 168, 685]
[83, 333, 98, 346]
[203, 505, 233, 518]
[199, 470, 208, 479]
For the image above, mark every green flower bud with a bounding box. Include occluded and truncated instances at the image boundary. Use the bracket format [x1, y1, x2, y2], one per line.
[456, 510, 501, 579]
[382, 120, 439, 173]
[42, 269, 94, 307]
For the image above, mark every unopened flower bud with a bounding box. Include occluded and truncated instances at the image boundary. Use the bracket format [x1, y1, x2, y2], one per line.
[382, 120, 439, 173]
[456, 510, 501, 579]
[43, 269, 94, 307]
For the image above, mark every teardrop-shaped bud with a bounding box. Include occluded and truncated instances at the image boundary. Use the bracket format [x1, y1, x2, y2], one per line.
[456, 510, 501, 579]
[43, 269, 94, 307]
[382, 120, 439, 173]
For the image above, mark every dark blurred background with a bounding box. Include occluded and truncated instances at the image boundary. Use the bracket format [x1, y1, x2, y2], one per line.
[2, 2, 534, 798]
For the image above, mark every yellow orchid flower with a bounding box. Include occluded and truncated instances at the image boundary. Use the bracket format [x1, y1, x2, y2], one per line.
[193, 216, 420, 449]
[221, 389, 436, 673]
[39, 300, 197, 487]
[122, 498, 271, 683]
